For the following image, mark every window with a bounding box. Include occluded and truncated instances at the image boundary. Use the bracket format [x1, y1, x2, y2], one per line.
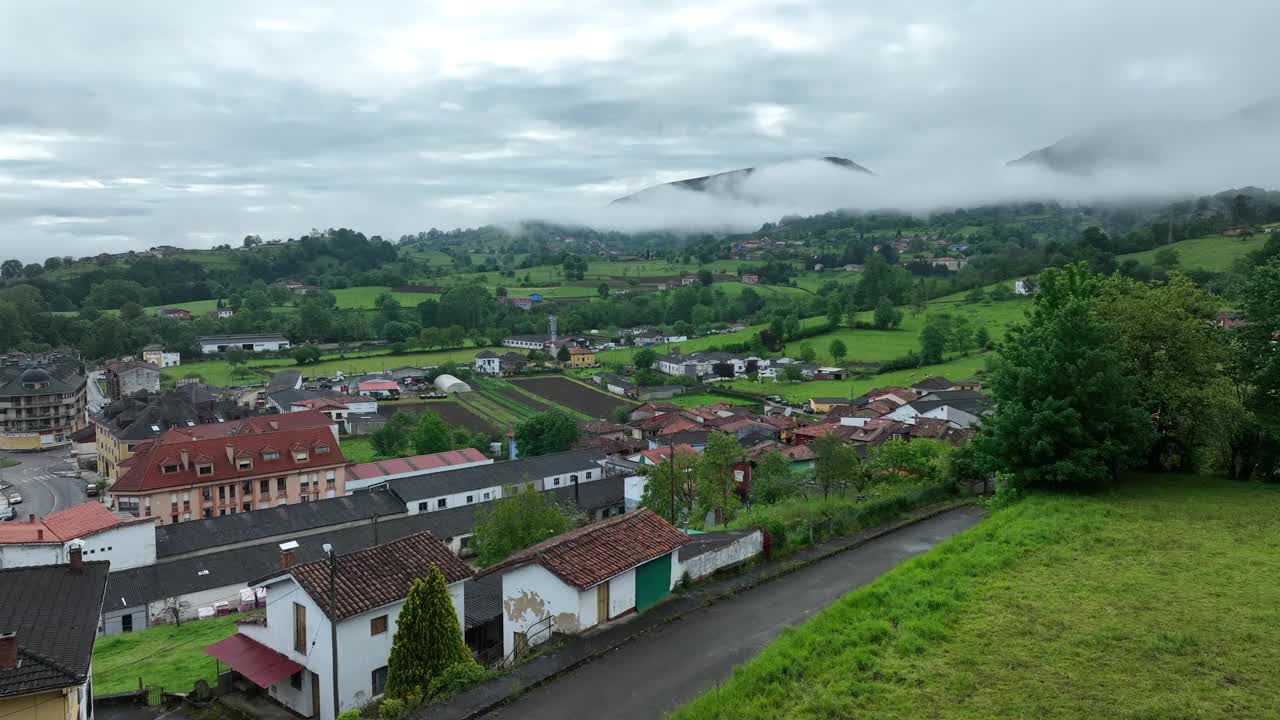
[260, 479, 270, 495]
[201, 488, 212, 500]
[263, 451, 280, 461]
[293, 603, 306, 653]
[120, 613, 133, 633]
[483, 492, 491, 500]
[436, 498, 447, 509]
[293, 450, 309, 462]
[161, 463, 179, 474]
[417, 502, 428, 512]
[242, 480, 251, 495]
[370, 615, 388, 635]
[466, 495, 474, 503]
[316, 445, 330, 455]
[238, 459, 252, 471]
[289, 671, 303, 690]
[196, 463, 211, 476]
[277, 477, 287, 493]
[371, 666, 388, 697]
[326, 470, 336, 483]
[552, 478, 560, 486]
[218, 486, 226, 500]
[586, 471, 593, 480]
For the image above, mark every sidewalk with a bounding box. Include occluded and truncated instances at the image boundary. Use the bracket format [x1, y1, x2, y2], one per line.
[422, 497, 978, 720]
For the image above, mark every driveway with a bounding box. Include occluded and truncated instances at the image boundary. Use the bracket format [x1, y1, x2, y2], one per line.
[486, 507, 984, 720]
[0, 449, 88, 520]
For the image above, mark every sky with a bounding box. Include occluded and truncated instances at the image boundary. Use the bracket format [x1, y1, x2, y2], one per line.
[1, 1, 1278, 261]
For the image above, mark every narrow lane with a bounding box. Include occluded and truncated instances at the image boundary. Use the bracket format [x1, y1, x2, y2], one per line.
[486, 507, 984, 720]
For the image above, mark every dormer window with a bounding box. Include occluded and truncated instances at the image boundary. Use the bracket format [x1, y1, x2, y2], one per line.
[161, 463, 179, 474]
[315, 445, 330, 455]
[263, 451, 280, 461]
[238, 459, 253, 471]
[196, 463, 213, 476]
[293, 450, 309, 462]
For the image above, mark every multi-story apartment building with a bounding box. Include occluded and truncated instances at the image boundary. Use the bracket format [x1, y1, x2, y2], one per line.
[0, 352, 87, 451]
[110, 424, 347, 525]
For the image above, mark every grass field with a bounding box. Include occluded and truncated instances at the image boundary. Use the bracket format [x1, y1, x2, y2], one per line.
[721, 353, 992, 403]
[330, 286, 439, 308]
[674, 475, 1280, 719]
[666, 393, 759, 408]
[167, 345, 499, 386]
[339, 435, 377, 463]
[1117, 233, 1268, 273]
[93, 613, 242, 695]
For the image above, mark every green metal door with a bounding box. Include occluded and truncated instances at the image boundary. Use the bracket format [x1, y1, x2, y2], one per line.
[635, 553, 672, 611]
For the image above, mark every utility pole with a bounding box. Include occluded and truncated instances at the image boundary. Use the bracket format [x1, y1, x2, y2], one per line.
[668, 435, 677, 527]
[324, 544, 340, 720]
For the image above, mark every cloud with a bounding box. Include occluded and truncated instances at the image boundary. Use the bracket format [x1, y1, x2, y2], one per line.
[0, 0, 1275, 260]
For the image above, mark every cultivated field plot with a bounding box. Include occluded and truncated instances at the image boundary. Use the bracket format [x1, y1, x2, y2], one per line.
[510, 376, 637, 418]
[383, 400, 499, 435]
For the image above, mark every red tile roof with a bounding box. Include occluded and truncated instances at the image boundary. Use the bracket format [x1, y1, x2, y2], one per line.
[159, 410, 335, 444]
[283, 532, 473, 620]
[291, 398, 349, 411]
[568, 347, 593, 355]
[480, 509, 689, 589]
[113, 426, 345, 493]
[655, 418, 700, 436]
[346, 448, 489, 481]
[0, 502, 149, 544]
[635, 444, 698, 465]
[357, 380, 399, 392]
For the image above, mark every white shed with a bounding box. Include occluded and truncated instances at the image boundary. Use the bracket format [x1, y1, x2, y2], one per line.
[433, 374, 472, 394]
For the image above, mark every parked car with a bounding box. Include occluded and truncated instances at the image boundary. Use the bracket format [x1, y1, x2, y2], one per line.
[86, 483, 98, 497]
[7, 493, 21, 505]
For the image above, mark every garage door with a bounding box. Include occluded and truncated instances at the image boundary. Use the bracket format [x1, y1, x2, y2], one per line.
[635, 553, 672, 611]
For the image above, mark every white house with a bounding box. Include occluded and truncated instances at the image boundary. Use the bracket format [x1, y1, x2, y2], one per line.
[474, 350, 501, 376]
[0, 502, 156, 571]
[214, 532, 472, 720]
[481, 509, 688, 658]
[198, 334, 291, 354]
[141, 345, 181, 368]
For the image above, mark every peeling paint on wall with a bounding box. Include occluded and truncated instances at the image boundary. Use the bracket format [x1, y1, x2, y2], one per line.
[504, 590, 547, 622]
[553, 612, 580, 633]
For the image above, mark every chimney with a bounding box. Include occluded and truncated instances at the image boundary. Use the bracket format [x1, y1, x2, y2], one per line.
[180, 448, 188, 470]
[226, 444, 235, 463]
[36, 529, 43, 541]
[68, 541, 84, 574]
[0, 632, 16, 671]
[280, 549, 295, 569]
[27, 514, 34, 524]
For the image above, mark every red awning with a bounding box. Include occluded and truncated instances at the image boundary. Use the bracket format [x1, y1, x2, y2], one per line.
[204, 634, 304, 688]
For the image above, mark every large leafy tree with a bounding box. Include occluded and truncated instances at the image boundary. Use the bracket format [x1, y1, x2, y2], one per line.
[750, 450, 798, 504]
[811, 433, 858, 498]
[695, 431, 746, 524]
[384, 566, 474, 699]
[1225, 258, 1280, 480]
[640, 448, 701, 524]
[1095, 273, 1232, 471]
[514, 409, 579, 456]
[413, 411, 455, 454]
[472, 484, 576, 566]
[975, 263, 1151, 491]
[371, 412, 415, 457]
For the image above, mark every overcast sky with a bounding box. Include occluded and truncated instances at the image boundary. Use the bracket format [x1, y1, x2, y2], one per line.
[1, 1, 1277, 261]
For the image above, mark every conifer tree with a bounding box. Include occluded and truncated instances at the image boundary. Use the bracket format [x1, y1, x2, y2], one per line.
[384, 566, 473, 699]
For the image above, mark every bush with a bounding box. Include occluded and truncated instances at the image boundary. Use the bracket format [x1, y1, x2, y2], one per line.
[878, 352, 922, 373]
[379, 698, 404, 719]
[337, 711, 361, 720]
[729, 481, 954, 557]
[426, 662, 495, 701]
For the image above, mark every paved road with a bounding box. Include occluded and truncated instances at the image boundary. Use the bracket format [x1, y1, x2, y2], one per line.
[0, 448, 88, 520]
[87, 370, 108, 415]
[487, 507, 984, 720]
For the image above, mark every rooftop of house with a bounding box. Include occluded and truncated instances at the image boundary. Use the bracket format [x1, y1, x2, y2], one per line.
[634, 444, 698, 464]
[0, 503, 150, 545]
[346, 448, 489, 482]
[197, 334, 289, 343]
[568, 347, 593, 355]
[105, 478, 624, 620]
[0, 560, 110, 699]
[154, 489, 407, 558]
[387, 449, 606, 501]
[94, 390, 246, 441]
[910, 376, 955, 392]
[357, 379, 399, 390]
[0, 353, 85, 398]
[104, 360, 159, 375]
[267, 370, 302, 391]
[475, 350, 499, 359]
[277, 532, 473, 620]
[479, 509, 689, 590]
[157, 410, 335, 444]
[580, 419, 627, 435]
[112, 425, 344, 493]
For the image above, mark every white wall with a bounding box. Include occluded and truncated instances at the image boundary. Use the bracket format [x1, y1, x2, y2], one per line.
[538, 465, 602, 492]
[677, 531, 763, 582]
[623, 475, 647, 512]
[607, 569, 635, 620]
[576, 585, 598, 629]
[73, 521, 156, 571]
[500, 563, 579, 657]
[147, 582, 244, 625]
[406, 484, 503, 514]
[0, 543, 59, 568]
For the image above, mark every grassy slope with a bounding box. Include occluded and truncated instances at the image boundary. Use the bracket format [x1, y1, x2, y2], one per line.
[330, 286, 439, 308]
[673, 476, 1280, 720]
[1117, 233, 1268, 273]
[93, 613, 243, 694]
